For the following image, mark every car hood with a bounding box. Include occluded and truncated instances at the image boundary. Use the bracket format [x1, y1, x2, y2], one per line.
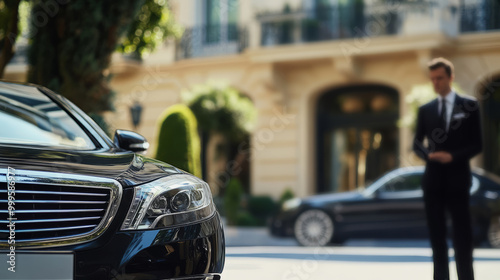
[302, 191, 364, 206]
[0, 146, 182, 187]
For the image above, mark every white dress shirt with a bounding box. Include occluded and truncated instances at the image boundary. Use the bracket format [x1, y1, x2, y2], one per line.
[439, 90, 455, 132]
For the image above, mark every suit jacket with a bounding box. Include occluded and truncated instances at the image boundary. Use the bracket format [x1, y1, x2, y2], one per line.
[413, 94, 483, 187]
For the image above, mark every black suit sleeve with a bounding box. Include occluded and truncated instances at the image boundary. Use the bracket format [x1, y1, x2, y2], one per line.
[451, 100, 483, 162]
[413, 106, 429, 161]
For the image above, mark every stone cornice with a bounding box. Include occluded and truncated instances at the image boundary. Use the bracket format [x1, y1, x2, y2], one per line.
[66, 30, 500, 77]
[454, 31, 500, 53]
[245, 33, 457, 63]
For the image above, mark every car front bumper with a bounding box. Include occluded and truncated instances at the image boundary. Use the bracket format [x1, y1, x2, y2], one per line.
[75, 213, 225, 280]
[2, 213, 225, 280]
[168, 275, 221, 280]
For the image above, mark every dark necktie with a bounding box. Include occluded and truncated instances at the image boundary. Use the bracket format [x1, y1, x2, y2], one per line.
[440, 98, 447, 130]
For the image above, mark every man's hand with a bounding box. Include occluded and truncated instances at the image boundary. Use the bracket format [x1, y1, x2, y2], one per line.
[428, 151, 453, 164]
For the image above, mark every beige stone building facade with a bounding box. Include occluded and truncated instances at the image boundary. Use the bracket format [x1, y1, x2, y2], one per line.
[5, 0, 500, 198]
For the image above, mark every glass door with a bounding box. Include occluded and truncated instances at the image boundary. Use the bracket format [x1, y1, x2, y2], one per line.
[316, 85, 399, 193]
[323, 127, 398, 193]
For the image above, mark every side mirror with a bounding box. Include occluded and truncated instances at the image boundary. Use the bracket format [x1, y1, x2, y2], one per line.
[113, 129, 149, 153]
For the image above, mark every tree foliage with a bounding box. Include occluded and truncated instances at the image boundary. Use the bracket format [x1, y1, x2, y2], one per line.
[119, 0, 182, 60]
[21, 0, 180, 134]
[27, 0, 144, 120]
[183, 82, 256, 191]
[183, 82, 257, 141]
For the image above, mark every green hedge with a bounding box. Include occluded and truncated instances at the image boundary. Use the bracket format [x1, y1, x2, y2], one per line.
[222, 178, 283, 226]
[155, 104, 201, 177]
[247, 196, 278, 221]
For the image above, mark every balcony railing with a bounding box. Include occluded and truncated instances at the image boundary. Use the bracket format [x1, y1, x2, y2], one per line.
[460, 2, 500, 33]
[176, 24, 248, 60]
[258, 1, 500, 47]
[174, 2, 500, 59]
[258, 2, 437, 46]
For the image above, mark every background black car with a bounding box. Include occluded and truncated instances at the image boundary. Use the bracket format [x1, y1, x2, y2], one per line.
[0, 81, 224, 280]
[270, 166, 500, 248]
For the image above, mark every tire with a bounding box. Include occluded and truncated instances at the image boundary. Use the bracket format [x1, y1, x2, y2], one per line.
[294, 209, 334, 246]
[488, 215, 500, 248]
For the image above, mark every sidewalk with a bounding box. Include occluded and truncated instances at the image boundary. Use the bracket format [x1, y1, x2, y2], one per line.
[223, 225, 434, 248]
[222, 226, 500, 280]
[224, 226, 296, 247]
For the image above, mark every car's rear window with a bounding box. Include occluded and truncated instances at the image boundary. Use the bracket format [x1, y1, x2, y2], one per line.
[0, 83, 96, 150]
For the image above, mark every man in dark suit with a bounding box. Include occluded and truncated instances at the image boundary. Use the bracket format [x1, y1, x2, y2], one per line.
[413, 57, 482, 280]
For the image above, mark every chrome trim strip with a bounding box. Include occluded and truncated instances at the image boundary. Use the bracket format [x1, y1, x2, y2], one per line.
[0, 224, 96, 233]
[0, 216, 101, 224]
[129, 143, 149, 149]
[0, 189, 108, 196]
[0, 199, 107, 204]
[0, 168, 122, 249]
[0, 209, 105, 213]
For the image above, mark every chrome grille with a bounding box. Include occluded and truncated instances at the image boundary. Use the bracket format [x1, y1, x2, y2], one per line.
[0, 169, 122, 248]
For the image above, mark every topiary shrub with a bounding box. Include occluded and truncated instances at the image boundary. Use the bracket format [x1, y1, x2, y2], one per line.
[224, 178, 244, 226]
[155, 104, 201, 178]
[236, 211, 260, 227]
[279, 188, 295, 207]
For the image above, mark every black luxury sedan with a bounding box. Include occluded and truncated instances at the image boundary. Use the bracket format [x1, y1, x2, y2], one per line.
[0, 81, 224, 280]
[270, 166, 500, 248]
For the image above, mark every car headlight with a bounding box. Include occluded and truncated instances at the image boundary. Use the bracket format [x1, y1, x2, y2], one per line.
[121, 174, 215, 230]
[282, 198, 301, 211]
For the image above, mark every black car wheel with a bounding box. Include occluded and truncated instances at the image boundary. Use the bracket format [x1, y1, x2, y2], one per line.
[488, 215, 500, 248]
[294, 209, 334, 246]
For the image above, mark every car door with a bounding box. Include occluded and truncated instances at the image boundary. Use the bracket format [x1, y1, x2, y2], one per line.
[337, 172, 427, 239]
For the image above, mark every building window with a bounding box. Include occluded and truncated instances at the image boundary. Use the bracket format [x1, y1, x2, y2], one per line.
[204, 0, 239, 43]
[205, 0, 221, 43]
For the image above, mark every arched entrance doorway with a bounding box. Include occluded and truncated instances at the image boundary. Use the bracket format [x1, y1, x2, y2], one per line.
[316, 85, 399, 193]
[482, 77, 500, 175]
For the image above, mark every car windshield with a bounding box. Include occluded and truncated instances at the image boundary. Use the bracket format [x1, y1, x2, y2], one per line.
[0, 83, 96, 150]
